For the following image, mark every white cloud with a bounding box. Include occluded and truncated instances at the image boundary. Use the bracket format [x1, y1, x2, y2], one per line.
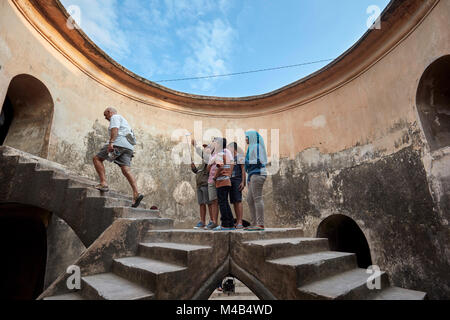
[60, 0, 238, 93]
[61, 0, 130, 60]
[178, 19, 236, 92]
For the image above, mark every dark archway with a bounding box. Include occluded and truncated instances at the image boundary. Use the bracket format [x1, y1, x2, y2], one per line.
[317, 214, 372, 268]
[416, 55, 450, 152]
[0, 203, 50, 300]
[1, 74, 54, 158]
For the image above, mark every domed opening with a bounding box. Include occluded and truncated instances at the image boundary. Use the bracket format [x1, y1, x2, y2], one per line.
[317, 214, 372, 268]
[1, 74, 54, 158]
[416, 55, 450, 152]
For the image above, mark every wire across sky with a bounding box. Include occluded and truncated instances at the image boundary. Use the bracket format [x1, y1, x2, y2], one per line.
[154, 58, 335, 83]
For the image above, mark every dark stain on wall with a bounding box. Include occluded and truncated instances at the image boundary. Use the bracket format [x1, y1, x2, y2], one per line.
[272, 165, 320, 226]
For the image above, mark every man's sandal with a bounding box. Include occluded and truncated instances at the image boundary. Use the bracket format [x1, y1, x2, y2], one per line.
[132, 194, 144, 208]
[95, 184, 109, 192]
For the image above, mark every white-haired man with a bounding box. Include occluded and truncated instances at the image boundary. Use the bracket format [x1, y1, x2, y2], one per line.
[93, 107, 144, 208]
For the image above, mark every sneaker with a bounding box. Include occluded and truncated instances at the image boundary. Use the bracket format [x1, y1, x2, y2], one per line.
[193, 222, 206, 229]
[213, 226, 236, 231]
[204, 222, 218, 230]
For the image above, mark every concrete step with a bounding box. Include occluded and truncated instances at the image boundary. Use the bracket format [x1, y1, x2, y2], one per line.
[232, 228, 305, 242]
[85, 196, 150, 209]
[244, 237, 329, 260]
[0, 153, 21, 163]
[43, 292, 85, 300]
[367, 286, 427, 300]
[66, 186, 149, 209]
[138, 242, 212, 266]
[298, 268, 390, 300]
[85, 196, 135, 208]
[268, 251, 357, 286]
[111, 207, 160, 218]
[81, 272, 154, 300]
[11, 162, 39, 183]
[145, 229, 217, 245]
[6, 165, 69, 209]
[112, 256, 187, 290]
[144, 228, 305, 245]
[132, 217, 174, 230]
[67, 186, 136, 202]
[85, 193, 153, 209]
[16, 160, 39, 170]
[2, 147, 69, 174]
[34, 168, 59, 178]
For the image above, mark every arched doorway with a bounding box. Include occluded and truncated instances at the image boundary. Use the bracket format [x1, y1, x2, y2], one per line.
[317, 214, 372, 268]
[416, 55, 450, 152]
[1, 74, 54, 158]
[0, 203, 50, 300]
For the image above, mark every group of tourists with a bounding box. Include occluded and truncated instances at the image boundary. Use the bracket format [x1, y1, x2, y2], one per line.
[92, 107, 268, 231]
[190, 132, 268, 231]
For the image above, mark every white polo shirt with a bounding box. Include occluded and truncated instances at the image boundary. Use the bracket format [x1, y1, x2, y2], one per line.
[108, 114, 134, 151]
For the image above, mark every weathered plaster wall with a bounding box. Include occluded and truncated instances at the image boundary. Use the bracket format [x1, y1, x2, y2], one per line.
[0, 0, 449, 298]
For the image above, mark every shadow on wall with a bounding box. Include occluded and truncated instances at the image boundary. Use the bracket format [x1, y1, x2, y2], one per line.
[0, 74, 54, 158]
[317, 214, 372, 269]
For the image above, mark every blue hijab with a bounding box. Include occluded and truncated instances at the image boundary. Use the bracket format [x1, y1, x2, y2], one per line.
[245, 131, 268, 181]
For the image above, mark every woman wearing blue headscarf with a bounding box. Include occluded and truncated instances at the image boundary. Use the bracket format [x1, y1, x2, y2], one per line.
[244, 130, 268, 231]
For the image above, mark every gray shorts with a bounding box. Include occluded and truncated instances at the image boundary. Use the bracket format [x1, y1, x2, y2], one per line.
[208, 183, 218, 201]
[197, 186, 211, 205]
[96, 145, 134, 167]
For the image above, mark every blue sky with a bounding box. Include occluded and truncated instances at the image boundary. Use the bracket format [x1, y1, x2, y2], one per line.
[61, 0, 391, 97]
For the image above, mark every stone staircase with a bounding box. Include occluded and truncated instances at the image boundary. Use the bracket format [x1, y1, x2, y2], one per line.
[237, 236, 427, 300]
[46, 241, 212, 300]
[42, 228, 427, 300]
[43, 230, 226, 300]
